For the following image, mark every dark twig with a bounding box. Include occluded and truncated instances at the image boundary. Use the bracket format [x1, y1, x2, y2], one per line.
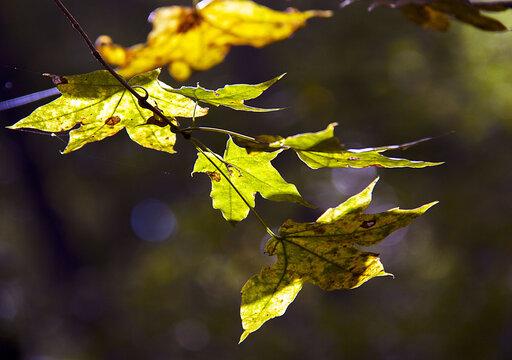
[52, 0, 279, 237]
[52, 0, 180, 134]
[180, 126, 257, 142]
[0, 87, 60, 111]
[470, 1, 512, 8]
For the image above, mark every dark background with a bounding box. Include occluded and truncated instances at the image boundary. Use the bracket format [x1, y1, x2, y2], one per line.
[1, 0, 512, 359]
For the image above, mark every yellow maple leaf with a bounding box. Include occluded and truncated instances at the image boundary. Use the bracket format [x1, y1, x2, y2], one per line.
[95, 0, 332, 81]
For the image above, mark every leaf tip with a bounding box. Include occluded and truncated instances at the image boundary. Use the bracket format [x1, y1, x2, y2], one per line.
[239, 330, 250, 344]
[419, 201, 439, 213]
[364, 176, 380, 194]
[60, 143, 76, 155]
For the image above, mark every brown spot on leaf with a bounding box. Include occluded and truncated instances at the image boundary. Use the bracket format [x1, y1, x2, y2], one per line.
[177, 10, 203, 33]
[205, 171, 221, 182]
[313, 227, 326, 234]
[226, 164, 242, 177]
[43, 73, 68, 86]
[361, 220, 376, 229]
[105, 116, 121, 126]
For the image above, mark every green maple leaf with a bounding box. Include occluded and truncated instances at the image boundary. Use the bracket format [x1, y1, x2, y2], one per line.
[8, 69, 208, 154]
[162, 74, 284, 112]
[239, 178, 437, 342]
[192, 137, 312, 222]
[234, 123, 442, 169]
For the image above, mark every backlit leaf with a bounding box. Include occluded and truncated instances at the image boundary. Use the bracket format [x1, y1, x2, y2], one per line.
[192, 137, 312, 222]
[239, 268, 303, 343]
[340, 0, 512, 31]
[96, 0, 332, 81]
[162, 74, 284, 112]
[240, 178, 437, 341]
[234, 123, 442, 169]
[8, 70, 207, 154]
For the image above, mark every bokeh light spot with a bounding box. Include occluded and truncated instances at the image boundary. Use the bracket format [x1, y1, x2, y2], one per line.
[130, 199, 177, 242]
[331, 167, 377, 195]
[173, 318, 210, 351]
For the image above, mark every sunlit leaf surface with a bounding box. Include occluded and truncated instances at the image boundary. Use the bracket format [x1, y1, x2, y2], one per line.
[8, 70, 207, 154]
[162, 74, 284, 112]
[239, 178, 437, 341]
[96, 0, 332, 81]
[192, 137, 312, 222]
[234, 123, 442, 169]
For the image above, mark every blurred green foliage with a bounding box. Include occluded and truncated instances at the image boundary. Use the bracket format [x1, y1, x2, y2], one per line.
[0, 0, 511, 359]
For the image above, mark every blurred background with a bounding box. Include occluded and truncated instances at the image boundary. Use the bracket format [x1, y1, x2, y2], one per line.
[1, 0, 512, 359]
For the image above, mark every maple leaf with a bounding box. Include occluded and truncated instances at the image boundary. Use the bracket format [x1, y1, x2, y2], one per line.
[162, 74, 285, 112]
[239, 178, 437, 342]
[192, 137, 312, 223]
[95, 0, 332, 81]
[233, 123, 442, 169]
[8, 69, 207, 154]
[340, 0, 512, 31]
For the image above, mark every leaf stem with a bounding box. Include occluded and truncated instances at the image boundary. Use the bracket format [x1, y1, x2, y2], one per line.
[189, 135, 233, 169]
[52, 0, 180, 134]
[189, 136, 278, 238]
[181, 126, 257, 142]
[191, 100, 198, 127]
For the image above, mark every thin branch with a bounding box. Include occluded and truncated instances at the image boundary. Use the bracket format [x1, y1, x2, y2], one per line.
[53, 0, 280, 239]
[191, 100, 198, 127]
[189, 136, 231, 167]
[52, 0, 180, 134]
[181, 126, 257, 142]
[0, 87, 60, 111]
[470, 1, 512, 7]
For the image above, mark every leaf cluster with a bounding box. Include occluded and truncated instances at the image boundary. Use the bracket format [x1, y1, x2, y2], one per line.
[9, 68, 440, 340]
[6, 0, 453, 343]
